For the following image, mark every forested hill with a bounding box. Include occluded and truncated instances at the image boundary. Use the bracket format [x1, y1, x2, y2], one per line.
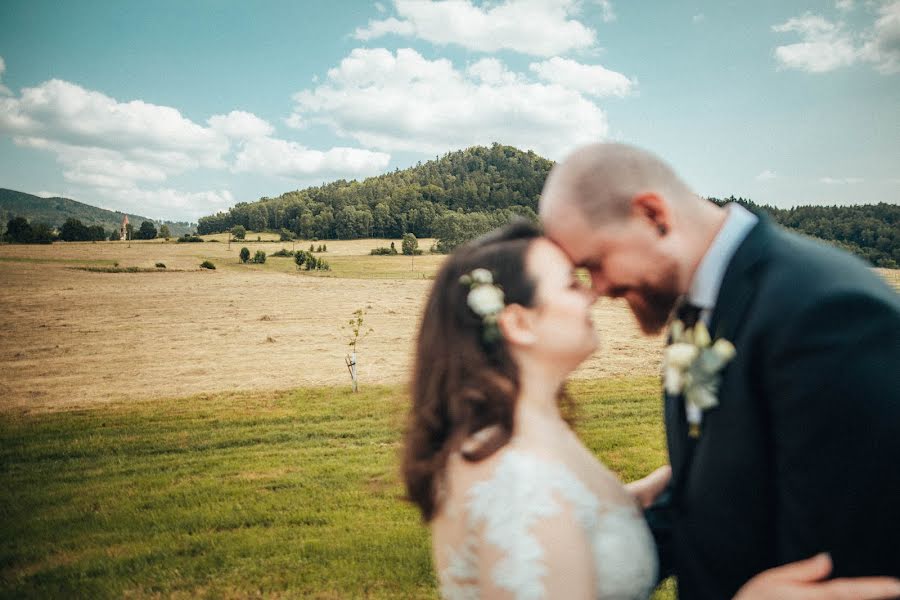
[197, 144, 898, 267]
[0, 189, 194, 237]
[197, 144, 552, 246]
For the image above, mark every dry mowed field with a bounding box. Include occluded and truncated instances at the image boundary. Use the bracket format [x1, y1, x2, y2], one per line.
[1, 237, 665, 413]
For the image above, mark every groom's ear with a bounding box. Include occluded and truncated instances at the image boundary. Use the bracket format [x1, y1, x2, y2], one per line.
[631, 192, 671, 237]
[498, 304, 537, 347]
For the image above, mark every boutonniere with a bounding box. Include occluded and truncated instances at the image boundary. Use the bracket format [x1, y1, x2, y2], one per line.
[663, 320, 736, 438]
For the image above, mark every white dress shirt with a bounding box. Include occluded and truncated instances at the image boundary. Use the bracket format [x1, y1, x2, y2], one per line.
[686, 203, 759, 326]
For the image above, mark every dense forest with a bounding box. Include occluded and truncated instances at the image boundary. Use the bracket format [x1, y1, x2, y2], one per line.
[712, 197, 898, 268]
[190, 144, 896, 267]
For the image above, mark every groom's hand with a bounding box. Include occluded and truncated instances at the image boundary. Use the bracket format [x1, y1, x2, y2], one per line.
[625, 464, 671, 509]
[734, 553, 900, 600]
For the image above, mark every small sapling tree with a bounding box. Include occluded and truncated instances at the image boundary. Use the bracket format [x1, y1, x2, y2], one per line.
[344, 308, 373, 393]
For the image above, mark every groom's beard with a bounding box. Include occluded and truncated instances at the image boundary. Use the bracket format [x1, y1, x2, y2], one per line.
[613, 269, 680, 335]
[627, 287, 680, 335]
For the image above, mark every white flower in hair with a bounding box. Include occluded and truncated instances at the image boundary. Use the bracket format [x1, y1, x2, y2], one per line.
[460, 268, 506, 343]
[470, 268, 494, 284]
[467, 284, 505, 317]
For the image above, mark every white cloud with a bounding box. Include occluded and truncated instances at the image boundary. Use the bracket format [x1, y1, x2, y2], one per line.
[233, 137, 390, 178]
[288, 48, 612, 158]
[353, 0, 598, 57]
[0, 79, 229, 171]
[859, 1, 900, 73]
[692, 13, 706, 24]
[772, 14, 858, 72]
[92, 186, 236, 221]
[0, 56, 10, 95]
[466, 58, 521, 84]
[772, 4, 900, 73]
[819, 176, 863, 184]
[756, 170, 777, 181]
[528, 57, 634, 97]
[836, 0, 855, 11]
[36, 190, 65, 198]
[375, 1, 387, 13]
[597, 0, 615, 23]
[353, 16, 415, 40]
[208, 110, 274, 139]
[0, 72, 395, 219]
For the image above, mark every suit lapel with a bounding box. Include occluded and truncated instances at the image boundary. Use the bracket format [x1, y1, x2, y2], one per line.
[709, 215, 773, 342]
[667, 215, 773, 502]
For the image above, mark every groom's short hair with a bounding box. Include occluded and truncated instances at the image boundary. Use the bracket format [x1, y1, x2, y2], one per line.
[547, 143, 696, 223]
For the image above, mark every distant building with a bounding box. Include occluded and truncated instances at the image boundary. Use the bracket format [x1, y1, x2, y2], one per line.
[120, 215, 129, 241]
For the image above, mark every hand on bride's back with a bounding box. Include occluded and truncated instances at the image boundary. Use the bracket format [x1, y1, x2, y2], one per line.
[625, 464, 671, 509]
[734, 553, 900, 600]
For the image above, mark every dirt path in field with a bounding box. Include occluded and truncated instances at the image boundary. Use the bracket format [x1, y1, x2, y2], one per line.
[0, 240, 663, 413]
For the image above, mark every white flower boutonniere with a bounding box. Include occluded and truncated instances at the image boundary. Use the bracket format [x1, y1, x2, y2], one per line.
[663, 319, 736, 438]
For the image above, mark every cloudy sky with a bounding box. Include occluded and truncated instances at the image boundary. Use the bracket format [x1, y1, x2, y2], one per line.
[0, 0, 898, 222]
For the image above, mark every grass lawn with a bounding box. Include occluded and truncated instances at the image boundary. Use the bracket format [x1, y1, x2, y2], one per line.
[1, 378, 675, 599]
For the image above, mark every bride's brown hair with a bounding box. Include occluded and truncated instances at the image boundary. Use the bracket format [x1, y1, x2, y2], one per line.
[403, 219, 567, 521]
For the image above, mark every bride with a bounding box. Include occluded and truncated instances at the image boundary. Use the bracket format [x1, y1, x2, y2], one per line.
[404, 220, 658, 598]
[401, 220, 900, 600]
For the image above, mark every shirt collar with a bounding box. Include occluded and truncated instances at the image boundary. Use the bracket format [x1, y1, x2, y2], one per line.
[686, 203, 759, 311]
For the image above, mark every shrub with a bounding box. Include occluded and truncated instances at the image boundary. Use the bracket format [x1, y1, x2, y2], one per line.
[177, 234, 203, 243]
[279, 228, 294, 241]
[155, 262, 166, 269]
[31, 223, 56, 244]
[239, 247, 250, 263]
[256, 236, 261, 242]
[294, 251, 309, 269]
[136, 221, 157, 240]
[309, 243, 315, 252]
[231, 225, 246, 240]
[322, 244, 327, 252]
[402, 233, 422, 255]
[200, 261, 216, 270]
[5, 216, 33, 243]
[271, 248, 294, 257]
[252, 250, 267, 264]
[370, 247, 397, 255]
[294, 251, 329, 271]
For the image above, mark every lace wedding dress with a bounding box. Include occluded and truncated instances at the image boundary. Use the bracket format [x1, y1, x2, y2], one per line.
[433, 446, 658, 600]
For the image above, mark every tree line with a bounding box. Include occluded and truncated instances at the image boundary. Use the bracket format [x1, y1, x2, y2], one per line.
[711, 196, 898, 268]
[3, 216, 170, 243]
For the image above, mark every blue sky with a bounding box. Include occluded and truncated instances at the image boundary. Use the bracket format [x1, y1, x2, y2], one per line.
[0, 0, 898, 222]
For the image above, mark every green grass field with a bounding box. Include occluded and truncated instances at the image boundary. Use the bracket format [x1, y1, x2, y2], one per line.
[0, 378, 675, 599]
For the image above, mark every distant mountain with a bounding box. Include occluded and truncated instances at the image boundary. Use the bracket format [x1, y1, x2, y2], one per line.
[0, 189, 194, 237]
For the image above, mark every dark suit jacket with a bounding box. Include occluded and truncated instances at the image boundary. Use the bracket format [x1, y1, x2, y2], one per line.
[650, 216, 900, 599]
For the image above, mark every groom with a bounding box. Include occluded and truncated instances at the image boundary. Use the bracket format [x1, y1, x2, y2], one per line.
[539, 143, 900, 599]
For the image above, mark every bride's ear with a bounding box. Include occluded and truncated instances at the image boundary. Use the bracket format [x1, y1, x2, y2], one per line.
[498, 304, 537, 347]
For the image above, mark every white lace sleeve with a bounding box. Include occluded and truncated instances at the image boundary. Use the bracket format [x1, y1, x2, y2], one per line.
[461, 450, 600, 600]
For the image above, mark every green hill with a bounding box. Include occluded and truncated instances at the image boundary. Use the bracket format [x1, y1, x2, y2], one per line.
[197, 144, 550, 251]
[0, 189, 194, 237]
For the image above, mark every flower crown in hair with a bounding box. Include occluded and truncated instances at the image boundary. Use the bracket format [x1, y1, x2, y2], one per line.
[459, 268, 505, 344]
